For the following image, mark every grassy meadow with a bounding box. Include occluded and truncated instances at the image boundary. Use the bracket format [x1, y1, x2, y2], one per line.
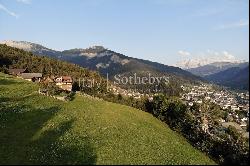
[0, 73, 216, 165]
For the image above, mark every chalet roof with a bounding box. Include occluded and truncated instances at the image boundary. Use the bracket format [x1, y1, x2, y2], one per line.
[21, 73, 43, 79]
[8, 69, 26, 75]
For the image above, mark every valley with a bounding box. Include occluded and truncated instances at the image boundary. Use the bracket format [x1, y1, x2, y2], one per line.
[0, 42, 249, 165]
[0, 1, 248, 165]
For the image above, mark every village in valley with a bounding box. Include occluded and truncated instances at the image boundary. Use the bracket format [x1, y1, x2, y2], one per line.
[181, 84, 249, 138]
[0, 0, 249, 164]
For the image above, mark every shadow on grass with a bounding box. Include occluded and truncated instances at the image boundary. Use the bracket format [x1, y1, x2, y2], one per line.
[0, 96, 97, 165]
[0, 78, 19, 85]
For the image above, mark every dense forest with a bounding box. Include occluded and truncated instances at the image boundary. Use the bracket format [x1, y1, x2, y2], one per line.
[0, 44, 96, 78]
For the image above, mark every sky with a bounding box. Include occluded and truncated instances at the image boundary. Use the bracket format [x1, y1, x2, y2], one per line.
[0, 0, 249, 65]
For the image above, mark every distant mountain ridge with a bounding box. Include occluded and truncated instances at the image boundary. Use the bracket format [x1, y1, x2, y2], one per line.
[176, 55, 246, 69]
[187, 62, 249, 77]
[1, 40, 203, 86]
[183, 60, 249, 91]
[0, 40, 62, 58]
[205, 65, 249, 90]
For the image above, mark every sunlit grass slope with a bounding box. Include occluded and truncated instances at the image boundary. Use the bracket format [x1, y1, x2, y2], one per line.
[0, 73, 215, 165]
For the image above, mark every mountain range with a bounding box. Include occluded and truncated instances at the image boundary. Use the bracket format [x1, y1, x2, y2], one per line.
[2, 40, 248, 91]
[0, 40, 202, 86]
[205, 65, 249, 90]
[175, 55, 246, 70]
[187, 62, 249, 77]
[184, 61, 249, 90]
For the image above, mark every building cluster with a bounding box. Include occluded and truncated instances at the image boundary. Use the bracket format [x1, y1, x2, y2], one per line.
[8, 68, 73, 91]
[181, 83, 249, 136]
[181, 84, 249, 112]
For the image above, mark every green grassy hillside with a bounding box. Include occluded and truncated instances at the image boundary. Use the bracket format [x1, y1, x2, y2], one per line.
[0, 73, 215, 165]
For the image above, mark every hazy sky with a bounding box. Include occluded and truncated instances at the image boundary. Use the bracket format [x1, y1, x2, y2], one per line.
[0, 0, 249, 65]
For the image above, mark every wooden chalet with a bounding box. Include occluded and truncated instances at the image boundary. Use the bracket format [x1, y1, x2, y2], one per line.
[8, 68, 27, 76]
[55, 76, 73, 91]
